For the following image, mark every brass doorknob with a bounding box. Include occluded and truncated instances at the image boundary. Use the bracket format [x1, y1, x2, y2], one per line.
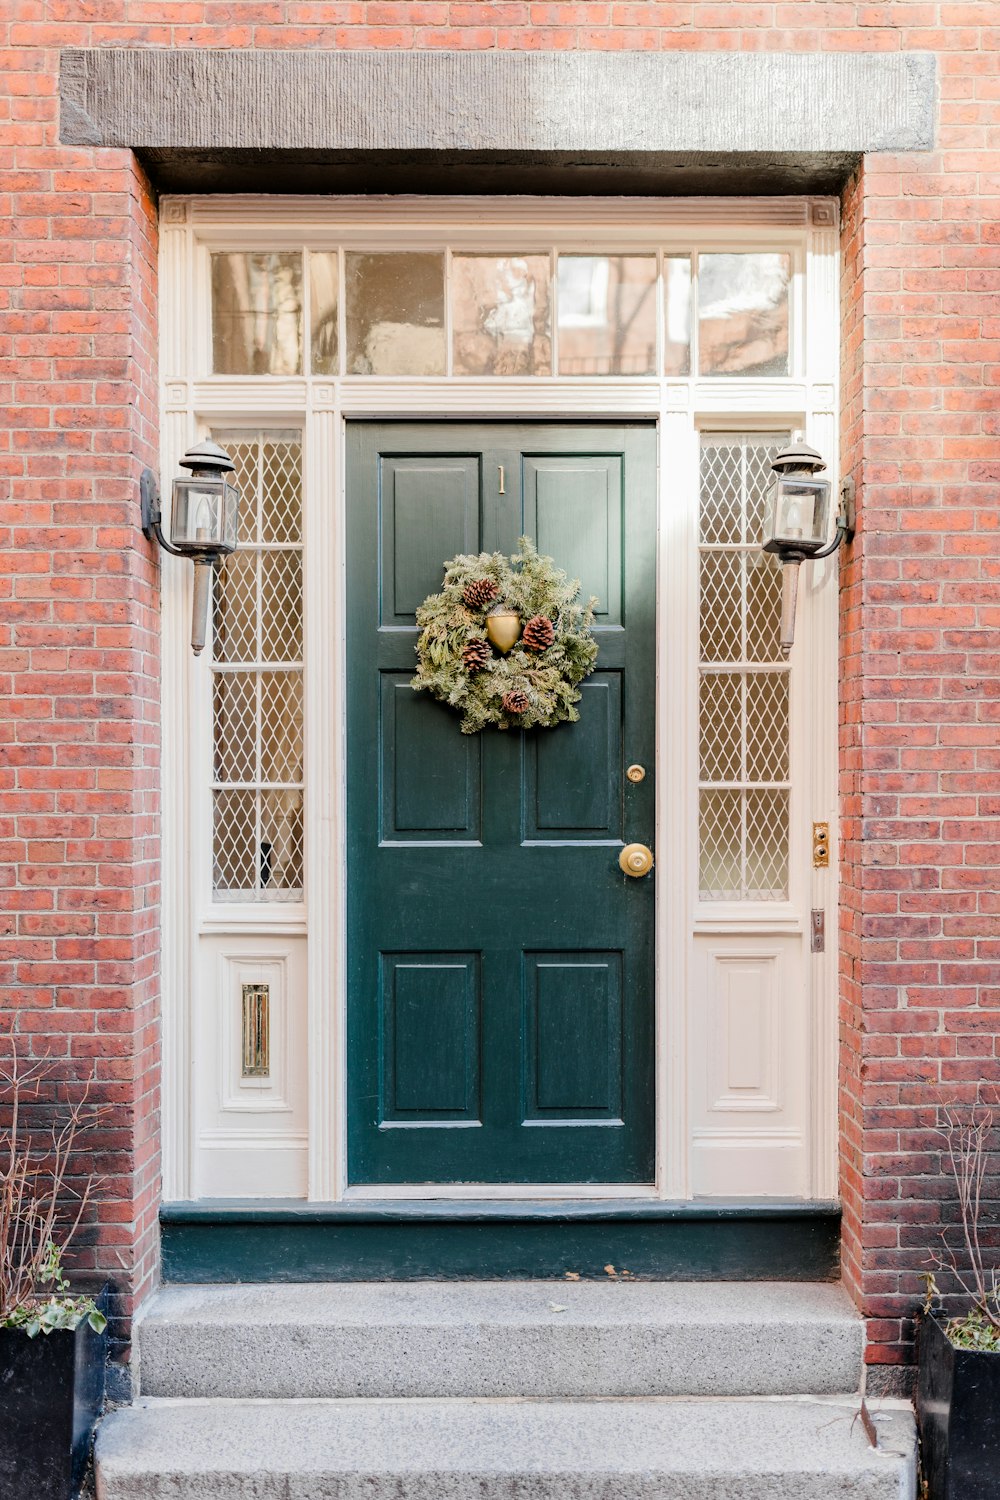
[619, 843, 654, 878]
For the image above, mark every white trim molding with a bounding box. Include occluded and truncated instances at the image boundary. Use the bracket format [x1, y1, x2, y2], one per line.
[158, 196, 841, 1205]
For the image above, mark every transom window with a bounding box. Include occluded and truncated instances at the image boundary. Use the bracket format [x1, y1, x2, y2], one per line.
[210, 248, 792, 380]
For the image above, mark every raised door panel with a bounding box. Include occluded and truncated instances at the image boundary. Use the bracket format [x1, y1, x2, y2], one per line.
[690, 934, 808, 1197]
[523, 673, 623, 842]
[380, 678, 482, 842]
[380, 952, 482, 1122]
[523, 952, 623, 1121]
[522, 456, 623, 626]
[379, 456, 481, 626]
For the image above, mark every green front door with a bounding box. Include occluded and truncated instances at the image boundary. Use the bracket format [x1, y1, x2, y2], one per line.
[347, 422, 657, 1185]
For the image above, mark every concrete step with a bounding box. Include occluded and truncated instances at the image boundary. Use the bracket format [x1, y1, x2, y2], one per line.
[95, 1395, 916, 1500]
[136, 1280, 864, 1399]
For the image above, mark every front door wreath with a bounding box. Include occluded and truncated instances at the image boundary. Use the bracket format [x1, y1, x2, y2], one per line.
[411, 538, 598, 733]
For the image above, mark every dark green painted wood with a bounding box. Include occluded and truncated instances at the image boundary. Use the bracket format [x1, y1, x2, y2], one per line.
[159, 1200, 842, 1283]
[347, 423, 657, 1185]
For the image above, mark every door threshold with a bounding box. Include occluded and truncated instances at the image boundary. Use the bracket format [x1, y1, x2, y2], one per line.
[160, 1198, 840, 1284]
[341, 1184, 660, 1201]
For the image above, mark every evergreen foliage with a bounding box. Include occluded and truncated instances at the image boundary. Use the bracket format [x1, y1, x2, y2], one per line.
[412, 538, 598, 733]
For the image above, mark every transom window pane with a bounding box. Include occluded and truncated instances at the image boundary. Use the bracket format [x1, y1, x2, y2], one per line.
[698, 253, 791, 377]
[211, 252, 303, 375]
[452, 254, 551, 375]
[309, 251, 339, 376]
[344, 253, 445, 376]
[556, 255, 657, 376]
[210, 429, 304, 902]
[698, 432, 790, 902]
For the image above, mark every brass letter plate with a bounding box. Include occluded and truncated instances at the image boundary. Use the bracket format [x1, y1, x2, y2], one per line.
[242, 983, 270, 1078]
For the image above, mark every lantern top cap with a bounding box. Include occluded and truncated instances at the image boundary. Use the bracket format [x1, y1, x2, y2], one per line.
[769, 440, 826, 475]
[178, 440, 236, 475]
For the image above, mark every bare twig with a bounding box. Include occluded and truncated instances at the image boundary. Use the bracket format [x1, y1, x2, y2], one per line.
[0, 1029, 107, 1321]
[929, 1095, 1000, 1331]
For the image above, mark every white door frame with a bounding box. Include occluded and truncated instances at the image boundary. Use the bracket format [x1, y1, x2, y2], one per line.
[157, 195, 842, 1204]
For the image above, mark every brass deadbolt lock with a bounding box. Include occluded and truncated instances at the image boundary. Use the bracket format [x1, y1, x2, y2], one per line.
[626, 764, 646, 783]
[619, 843, 654, 878]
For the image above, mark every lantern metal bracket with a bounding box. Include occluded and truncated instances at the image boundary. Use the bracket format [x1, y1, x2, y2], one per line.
[809, 476, 856, 560]
[140, 467, 188, 558]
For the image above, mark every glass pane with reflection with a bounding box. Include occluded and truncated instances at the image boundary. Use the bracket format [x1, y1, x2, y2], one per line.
[309, 251, 339, 375]
[452, 255, 551, 376]
[556, 255, 656, 375]
[698, 253, 791, 377]
[211, 252, 303, 376]
[345, 253, 445, 376]
[664, 255, 692, 377]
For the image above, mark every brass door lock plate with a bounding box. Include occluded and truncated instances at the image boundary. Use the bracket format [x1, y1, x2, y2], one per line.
[626, 764, 646, 783]
[812, 822, 830, 868]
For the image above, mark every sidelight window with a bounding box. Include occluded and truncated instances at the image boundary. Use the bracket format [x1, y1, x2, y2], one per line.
[698, 432, 791, 901]
[209, 428, 304, 901]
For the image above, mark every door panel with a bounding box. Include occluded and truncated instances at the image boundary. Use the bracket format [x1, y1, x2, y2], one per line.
[347, 422, 656, 1184]
[379, 455, 482, 625]
[381, 681, 482, 841]
[524, 674, 623, 841]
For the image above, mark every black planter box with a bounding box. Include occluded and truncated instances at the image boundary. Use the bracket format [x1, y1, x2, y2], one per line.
[917, 1312, 1000, 1500]
[0, 1315, 107, 1500]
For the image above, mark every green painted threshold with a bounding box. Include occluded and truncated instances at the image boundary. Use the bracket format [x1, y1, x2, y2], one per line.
[160, 1199, 841, 1283]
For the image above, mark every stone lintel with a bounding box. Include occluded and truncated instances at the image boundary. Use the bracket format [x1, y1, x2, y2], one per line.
[60, 48, 935, 196]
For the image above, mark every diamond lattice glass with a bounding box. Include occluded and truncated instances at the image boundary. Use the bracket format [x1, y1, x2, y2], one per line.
[698, 432, 791, 901]
[210, 429, 305, 901]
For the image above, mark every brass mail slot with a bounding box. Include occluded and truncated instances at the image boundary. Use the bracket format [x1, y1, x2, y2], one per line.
[242, 983, 270, 1078]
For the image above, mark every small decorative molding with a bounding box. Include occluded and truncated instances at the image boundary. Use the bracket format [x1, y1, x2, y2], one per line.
[809, 200, 838, 228]
[312, 385, 336, 407]
[811, 384, 836, 410]
[166, 382, 187, 405]
[664, 385, 691, 412]
[160, 198, 189, 224]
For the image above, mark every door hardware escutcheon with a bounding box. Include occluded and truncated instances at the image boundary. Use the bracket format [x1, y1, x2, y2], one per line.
[619, 843, 654, 878]
[626, 764, 646, 783]
[811, 909, 825, 953]
[812, 822, 830, 868]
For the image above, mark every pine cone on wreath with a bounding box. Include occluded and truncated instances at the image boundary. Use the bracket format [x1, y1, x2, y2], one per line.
[462, 637, 492, 673]
[522, 614, 555, 652]
[463, 577, 499, 612]
[502, 689, 530, 716]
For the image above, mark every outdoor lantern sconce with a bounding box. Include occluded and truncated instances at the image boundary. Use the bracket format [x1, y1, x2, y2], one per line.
[761, 440, 855, 658]
[140, 442, 240, 656]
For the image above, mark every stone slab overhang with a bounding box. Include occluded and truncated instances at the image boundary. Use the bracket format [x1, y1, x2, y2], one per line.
[60, 48, 936, 196]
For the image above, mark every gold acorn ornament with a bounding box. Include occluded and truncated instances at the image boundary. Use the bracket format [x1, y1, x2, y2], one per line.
[502, 689, 530, 716]
[463, 577, 498, 612]
[522, 614, 555, 652]
[486, 607, 522, 654]
[462, 636, 491, 673]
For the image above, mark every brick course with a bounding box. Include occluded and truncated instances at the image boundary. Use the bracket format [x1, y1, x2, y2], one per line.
[3, 3, 999, 1383]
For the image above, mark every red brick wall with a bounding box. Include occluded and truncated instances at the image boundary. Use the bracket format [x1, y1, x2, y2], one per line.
[837, 37, 1000, 1387]
[4, 4, 998, 1382]
[2, 22, 161, 1361]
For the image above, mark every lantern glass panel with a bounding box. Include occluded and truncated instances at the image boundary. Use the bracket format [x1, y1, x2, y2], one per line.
[764, 475, 831, 553]
[171, 477, 239, 554]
